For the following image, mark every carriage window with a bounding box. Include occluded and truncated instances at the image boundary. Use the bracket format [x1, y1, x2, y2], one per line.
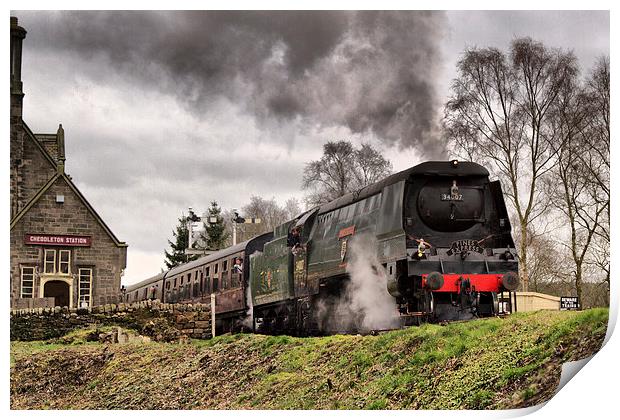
[214, 264, 219, 274]
[231, 269, 239, 288]
[206, 266, 210, 276]
[223, 260, 228, 271]
[20, 266, 35, 298]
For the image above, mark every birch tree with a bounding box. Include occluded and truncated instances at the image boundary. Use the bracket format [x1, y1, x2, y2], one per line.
[444, 38, 578, 292]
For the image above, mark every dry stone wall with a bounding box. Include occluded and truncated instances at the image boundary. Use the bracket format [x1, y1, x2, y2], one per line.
[10, 300, 212, 342]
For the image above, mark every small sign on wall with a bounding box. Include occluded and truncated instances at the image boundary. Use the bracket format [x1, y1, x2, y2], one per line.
[24, 234, 92, 247]
[560, 296, 580, 310]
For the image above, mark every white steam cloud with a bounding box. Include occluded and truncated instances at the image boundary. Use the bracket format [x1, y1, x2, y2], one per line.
[316, 233, 399, 332]
[344, 234, 400, 331]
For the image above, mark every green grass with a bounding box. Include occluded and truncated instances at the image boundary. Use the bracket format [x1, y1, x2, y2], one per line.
[10, 308, 608, 410]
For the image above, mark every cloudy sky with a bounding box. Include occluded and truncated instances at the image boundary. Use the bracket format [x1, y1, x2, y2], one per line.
[12, 10, 609, 285]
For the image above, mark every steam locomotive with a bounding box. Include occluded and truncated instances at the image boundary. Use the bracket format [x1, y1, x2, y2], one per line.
[124, 160, 519, 335]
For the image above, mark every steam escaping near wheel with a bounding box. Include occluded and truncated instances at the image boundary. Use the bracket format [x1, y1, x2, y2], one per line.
[319, 234, 400, 332]
[346, 234, 400, 330]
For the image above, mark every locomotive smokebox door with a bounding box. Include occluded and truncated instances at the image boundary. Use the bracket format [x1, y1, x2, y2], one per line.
[417, 179, 485, 232]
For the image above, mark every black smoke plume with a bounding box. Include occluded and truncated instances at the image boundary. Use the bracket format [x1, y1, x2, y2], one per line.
[19, 10, 447, 157]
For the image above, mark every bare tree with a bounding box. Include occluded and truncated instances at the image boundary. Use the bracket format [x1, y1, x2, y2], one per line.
[444, 38, 578, 292]
[581, 57, 610, 295]
[221, 196, 302, 244]
[302, 140, 392, 206]
[283, 197, 303, 220]
[545, 72, 607, 304]
[512, 224, 567, 293]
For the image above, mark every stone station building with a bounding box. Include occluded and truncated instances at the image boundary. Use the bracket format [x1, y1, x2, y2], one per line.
[10, 17, 128, 309]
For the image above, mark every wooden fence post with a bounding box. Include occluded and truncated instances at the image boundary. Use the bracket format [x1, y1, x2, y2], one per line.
[210, 293, 216, 338]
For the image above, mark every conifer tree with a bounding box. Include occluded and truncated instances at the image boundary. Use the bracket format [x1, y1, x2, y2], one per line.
[202, 201, 229, 250]
[164, 214, 198, 269]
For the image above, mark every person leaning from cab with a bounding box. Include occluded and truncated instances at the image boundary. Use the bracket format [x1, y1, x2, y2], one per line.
[287, 226, 301, 253]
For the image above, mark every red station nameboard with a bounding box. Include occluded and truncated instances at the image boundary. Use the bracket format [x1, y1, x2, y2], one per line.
[24, 234, 92, 247]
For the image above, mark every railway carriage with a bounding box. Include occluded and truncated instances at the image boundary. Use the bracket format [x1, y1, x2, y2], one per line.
[124, 232, 272, 332]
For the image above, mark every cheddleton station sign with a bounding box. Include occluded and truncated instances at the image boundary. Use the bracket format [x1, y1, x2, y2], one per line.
[24, 234, 92, 247]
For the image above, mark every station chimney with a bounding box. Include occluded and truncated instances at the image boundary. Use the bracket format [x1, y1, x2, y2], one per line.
[10, 16, 27, 118]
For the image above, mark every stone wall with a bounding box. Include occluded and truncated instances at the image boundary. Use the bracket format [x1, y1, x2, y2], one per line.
[12, 297, 55, 310]
[10, 300, 212, 342]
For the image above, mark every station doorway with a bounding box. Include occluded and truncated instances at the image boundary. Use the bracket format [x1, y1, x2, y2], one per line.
[44, 280, 70, 307]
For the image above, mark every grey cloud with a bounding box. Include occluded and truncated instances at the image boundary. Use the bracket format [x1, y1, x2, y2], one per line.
[17, 10, 447, 157]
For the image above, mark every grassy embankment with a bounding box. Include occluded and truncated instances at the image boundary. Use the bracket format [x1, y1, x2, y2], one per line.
[10, 308, 608, 410]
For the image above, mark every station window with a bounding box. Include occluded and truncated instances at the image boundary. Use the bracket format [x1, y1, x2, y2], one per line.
[20, 266, 35, 298]
[44, 249, 56, 273]
[78, 268, 93, 307]
[59, 250, 71, 274]
[223, 260, 228, 272]
[214, 263, 219, 274]
[206, 266, 210, 276]
[43, 249, 73, 274]
[166, 281, 171, 290]
[188, 273, 192, 283]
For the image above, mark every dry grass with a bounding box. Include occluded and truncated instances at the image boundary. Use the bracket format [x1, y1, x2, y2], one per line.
[10, 308, 608, 410]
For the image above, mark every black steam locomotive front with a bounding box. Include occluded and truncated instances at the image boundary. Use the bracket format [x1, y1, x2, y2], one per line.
[389, 161, 519, 321]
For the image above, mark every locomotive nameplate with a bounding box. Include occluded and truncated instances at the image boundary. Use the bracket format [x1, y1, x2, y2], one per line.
[447, 239, 484, 255]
